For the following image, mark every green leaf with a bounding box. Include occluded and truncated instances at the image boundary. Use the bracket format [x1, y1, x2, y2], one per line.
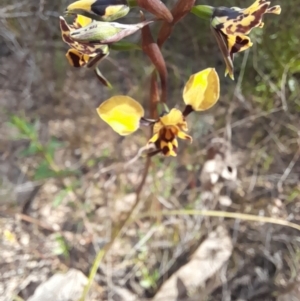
[53, 234, 69, 258]
[52, 190, 69, 208]
[34, 161, 58, 180]
[8, 115, 37, 139]
[157, 102, 170, 116]
[34, 162, 79, 180]
[52, 181, 79, 208]
[46, 138, 64, 158]
[20, 142, 40, 157]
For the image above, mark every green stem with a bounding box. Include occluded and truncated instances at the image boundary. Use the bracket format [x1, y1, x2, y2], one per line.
[78, 248, 106, 301]
[156, 102, 170, 116]
[127, 0, 138, 7]
[34, 141, 60, 173]
[190, 5, 214, 20]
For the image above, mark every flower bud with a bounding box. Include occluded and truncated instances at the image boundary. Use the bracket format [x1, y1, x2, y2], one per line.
[66, 0, 130, 21]
[190, 5, 214, 20]
[70, 19, 153, 44]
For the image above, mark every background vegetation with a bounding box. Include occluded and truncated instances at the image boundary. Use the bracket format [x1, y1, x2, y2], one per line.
[1, 0, 300, 300]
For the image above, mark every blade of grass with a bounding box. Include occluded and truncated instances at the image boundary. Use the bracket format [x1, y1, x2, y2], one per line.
[132, 210, 300, 232]
[78, 157, 151, 301]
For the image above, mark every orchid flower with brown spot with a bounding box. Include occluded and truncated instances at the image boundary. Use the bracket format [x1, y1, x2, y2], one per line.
[97, 68, 220, 157]
[191, 0, 281, 79]
[212, 0, 281, 79]
[60, 12, 152, 87]
[60, 14, 111, 87]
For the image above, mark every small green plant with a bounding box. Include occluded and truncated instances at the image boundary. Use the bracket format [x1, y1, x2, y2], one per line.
[8, 115, 76, 181]
[53, 233, 70, 259]
[52, 181, 80, 208]
[139, 266, 159, 290]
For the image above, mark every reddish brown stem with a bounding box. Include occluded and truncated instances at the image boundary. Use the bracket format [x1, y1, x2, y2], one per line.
[150, 71, 159, 118]
[157, 0, 196, 47]
[137, 0, 173, 22]
[141, 1, 196, 116]
[141, 12, 168, 104]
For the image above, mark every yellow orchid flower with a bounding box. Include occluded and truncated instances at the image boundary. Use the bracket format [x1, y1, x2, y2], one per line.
[97, 68, 220, 157]
[211, 0, 281, 79]
[60, 8, 151, 87]
[97, 97, 191, 157]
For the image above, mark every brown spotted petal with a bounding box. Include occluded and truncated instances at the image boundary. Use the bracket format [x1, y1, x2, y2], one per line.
[59, 16, 107, 56]
[149, 125, 192, 157]
[211, 27, 234, 79]
[227, 33, 252, 56]
[211, 0, 280, 79]
[66, 49, 90, 67]
[212, 27, 253, 79]
[94, 66, 112, 88]
[86, 50, 112, 87]
[212, 0, 281, 36]
[148, 109, 192, 157]
[148, 126, 179, 157]
[156, 128, 178, 157]
[60, 16, 111, 87]
[238, 0, 281, 33]
[65, 47, 111, 87]
[265, 5, 281, 15]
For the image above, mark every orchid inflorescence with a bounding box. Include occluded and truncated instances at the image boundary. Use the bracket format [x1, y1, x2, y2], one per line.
[59, 0, 281, 157]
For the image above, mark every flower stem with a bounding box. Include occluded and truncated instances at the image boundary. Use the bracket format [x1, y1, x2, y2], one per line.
[190, 5, 214, 20]
[127, 0, 138, 7]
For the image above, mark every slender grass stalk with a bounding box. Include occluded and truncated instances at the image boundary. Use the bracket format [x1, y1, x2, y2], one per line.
[78, 249, 106, 301]
[12, 296, 25, 301]
[132, 210, 300, 232]
[78, 158, 151, 301]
